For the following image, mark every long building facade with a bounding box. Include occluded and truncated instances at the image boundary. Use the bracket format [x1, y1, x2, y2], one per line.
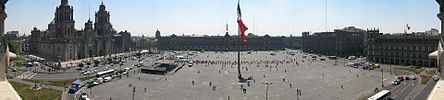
[29, 0, 131, 61]
[157, 31, 300, 51]
[302, 26, 365, 57]
[367, 33, 439, 67]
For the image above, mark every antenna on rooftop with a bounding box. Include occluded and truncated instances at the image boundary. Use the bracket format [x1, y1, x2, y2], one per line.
[88, 3, 91, 20]
[325, 0, 328, 31]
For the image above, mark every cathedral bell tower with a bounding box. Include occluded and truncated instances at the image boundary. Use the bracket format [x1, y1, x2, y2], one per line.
[53, 0, 75, 36]
[94, 1, 112, 36]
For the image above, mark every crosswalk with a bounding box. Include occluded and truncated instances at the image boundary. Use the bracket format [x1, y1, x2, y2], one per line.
[31, 72, 92, 80]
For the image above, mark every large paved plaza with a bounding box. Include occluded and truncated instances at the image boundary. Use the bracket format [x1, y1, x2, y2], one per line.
[91, 51, 395, 100]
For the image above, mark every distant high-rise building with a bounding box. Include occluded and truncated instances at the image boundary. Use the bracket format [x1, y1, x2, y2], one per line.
[155, 29, 161, 39]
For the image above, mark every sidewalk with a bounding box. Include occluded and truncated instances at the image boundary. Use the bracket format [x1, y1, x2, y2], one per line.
[427, 80, 444, 100]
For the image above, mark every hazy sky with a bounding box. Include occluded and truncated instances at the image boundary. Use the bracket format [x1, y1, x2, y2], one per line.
[4, 0, 440, 37]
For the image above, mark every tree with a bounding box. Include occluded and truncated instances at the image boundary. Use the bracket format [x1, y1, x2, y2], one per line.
[78, 63, 84, 67]
[8, 40, 20, 54]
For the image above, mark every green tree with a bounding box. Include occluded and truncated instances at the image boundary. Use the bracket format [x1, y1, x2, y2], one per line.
[8, 40, 20, 54]
[78, 63, 84, 67]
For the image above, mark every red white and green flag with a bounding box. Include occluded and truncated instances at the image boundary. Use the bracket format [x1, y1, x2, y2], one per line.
[237, 0, 248, 44]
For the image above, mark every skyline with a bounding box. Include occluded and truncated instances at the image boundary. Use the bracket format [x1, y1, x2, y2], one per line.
[4, 0, 441, 37]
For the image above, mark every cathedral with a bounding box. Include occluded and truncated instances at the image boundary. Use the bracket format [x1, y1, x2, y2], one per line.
[29, 0, 131, 61]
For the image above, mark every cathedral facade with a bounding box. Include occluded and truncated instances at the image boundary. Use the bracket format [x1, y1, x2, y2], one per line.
[29, 0, 131, 61]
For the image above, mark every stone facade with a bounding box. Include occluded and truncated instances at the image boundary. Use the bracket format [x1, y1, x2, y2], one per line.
[367, 33, 439, 67]
[29, 0, 131, 61]
[302, 26, 365, 57]
[157, 32, 295, 51]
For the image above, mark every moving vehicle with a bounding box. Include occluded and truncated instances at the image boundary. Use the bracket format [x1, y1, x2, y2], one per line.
[104, 77, 112, 82]
[327, 56, 337, 60]
[368, 90, 392, 100]
[68, 80, 84, 93]
[188, 61, 194, 67]
[81, 92, 88, 99]
[96, 69, 115, 77]
[270, 53, 276, 55]
[433, 75, 440, 81]
[348, 56, 356, 60]
[397, 75, 405, 81]
[391, 80, 400, 85]
[95, 78, 104, 85]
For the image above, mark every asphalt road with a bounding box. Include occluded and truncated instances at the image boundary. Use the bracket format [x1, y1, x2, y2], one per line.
[387, 78, 420, 100]
[414, 78, 438, 100]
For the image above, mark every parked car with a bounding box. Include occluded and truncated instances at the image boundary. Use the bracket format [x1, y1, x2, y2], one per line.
[433, 75, 440, 81]
[392, 80, 400, 85]
[353, 66, 358, 68]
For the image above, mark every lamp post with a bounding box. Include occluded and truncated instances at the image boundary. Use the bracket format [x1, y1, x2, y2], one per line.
[381, 68, 384, 87]
[262, 82, 272, 100]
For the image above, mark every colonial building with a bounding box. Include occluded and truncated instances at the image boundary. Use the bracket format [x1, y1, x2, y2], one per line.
[132, 36, 156, 51]
[157, 30, 293, 51]
[29, 0, 131, 61]
[367, 33, 439, 67]
[302, 26, 365, 57]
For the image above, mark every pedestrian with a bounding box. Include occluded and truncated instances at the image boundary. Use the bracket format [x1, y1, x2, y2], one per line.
[323, 73, 325, 77]
[110, 97, 112, 100]
[228, 96, 231, 100]
[356, 74, 359, 77]
[341, 85, 343, 89]
[144, 88, 147, 92]
[243, 89, 247, 94]
[290, 83, 293, 88]
[283, 78, 286, 82]
[192, 81, 195, 85]
[209, 82, 212, 86]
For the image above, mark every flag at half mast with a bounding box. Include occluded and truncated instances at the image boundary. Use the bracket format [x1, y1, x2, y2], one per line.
[237, 0, 248, 44]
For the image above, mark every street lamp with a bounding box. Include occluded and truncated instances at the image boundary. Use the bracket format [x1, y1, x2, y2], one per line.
[381, 68, 384, 87]
[262, 82, 273, 100]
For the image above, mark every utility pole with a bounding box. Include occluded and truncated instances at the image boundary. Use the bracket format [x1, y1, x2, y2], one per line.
[381, 68, 384, 87]
[132, 86, 136, 100]
[262, 82, 272, 100]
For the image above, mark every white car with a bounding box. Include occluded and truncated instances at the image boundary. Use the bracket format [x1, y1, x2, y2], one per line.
[104, 77, 112, 82]
[96, 78, 104, 84]
[81, 92, 88, 99]
[433, 75, 440, 81]
[410, 75, 417, 80]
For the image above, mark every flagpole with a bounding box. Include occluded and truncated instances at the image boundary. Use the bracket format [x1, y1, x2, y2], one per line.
[237, 20, 242, 80]
[237, 0, 242, 80]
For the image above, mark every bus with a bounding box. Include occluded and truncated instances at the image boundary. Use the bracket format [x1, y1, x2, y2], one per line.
[96, 69, 115, 77]
[368, 90, 392, 100]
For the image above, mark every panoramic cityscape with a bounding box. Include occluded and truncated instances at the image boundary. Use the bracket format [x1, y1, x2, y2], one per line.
[0, 0, 444, 100]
